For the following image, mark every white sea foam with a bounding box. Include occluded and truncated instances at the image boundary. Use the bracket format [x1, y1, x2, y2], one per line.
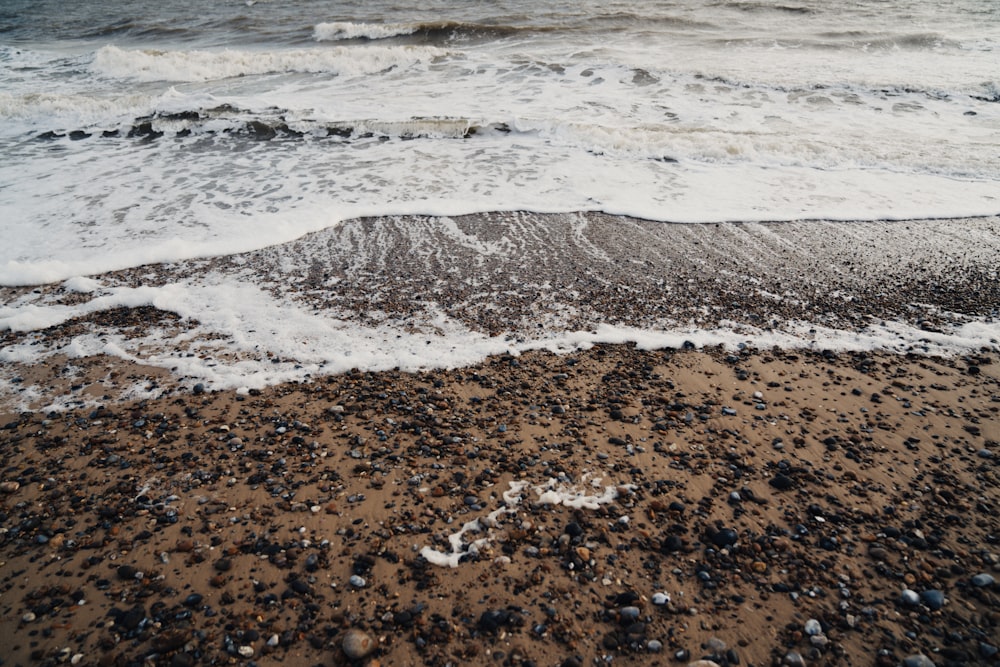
[1, 270, 997, 414]
[90, 44, 448, 82]
[419, 478, 631, 567]
[313, 21, 419, 42]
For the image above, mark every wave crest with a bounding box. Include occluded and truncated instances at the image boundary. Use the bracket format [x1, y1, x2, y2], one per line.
[90, 44, 449, 83]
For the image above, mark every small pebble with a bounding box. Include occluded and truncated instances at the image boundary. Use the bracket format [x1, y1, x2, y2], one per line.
[972, 573, 995, 587]
[652, 592, 670, 606]
[804, 619, 821, 636]
[349, 575, 366, 588]
[343, 628, 375, 660]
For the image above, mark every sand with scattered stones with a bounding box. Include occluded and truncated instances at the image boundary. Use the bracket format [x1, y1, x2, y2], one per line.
[2, 344, 998, 667]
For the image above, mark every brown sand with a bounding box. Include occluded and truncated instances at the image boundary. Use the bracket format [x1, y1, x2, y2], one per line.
[1, 345, 998, 667]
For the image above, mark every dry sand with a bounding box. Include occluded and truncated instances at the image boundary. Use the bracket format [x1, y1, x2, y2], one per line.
[1, 344, 998, 667]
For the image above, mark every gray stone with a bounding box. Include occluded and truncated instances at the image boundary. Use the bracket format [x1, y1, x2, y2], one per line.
[919, 589, 945, 610]
[901, 655, 935, 667]
[972, 573, 995, 587]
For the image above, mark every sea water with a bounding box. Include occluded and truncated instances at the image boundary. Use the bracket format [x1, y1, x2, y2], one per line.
[0, 0, 998, 405]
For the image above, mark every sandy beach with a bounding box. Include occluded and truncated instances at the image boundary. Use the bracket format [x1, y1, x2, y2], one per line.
[1, 343, 997, 667]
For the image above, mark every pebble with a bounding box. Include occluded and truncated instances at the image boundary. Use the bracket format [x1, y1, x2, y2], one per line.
[804, 619, 822, 635]
[648, 639, 663, 652]
[688, 662, 721, 667]
[342, 629, 375, 660]
[900, 589, 920, 606]
[710, 528, 738, 547]
[972, 573, 995, 587]
[349, 575, 366, 588]
[770, 473, 795, 491]
[0, 480, 19, 493]
[237, 646, 253, 658]
[784, 651, 806, 666]
[619, 606, 640, 622]
[901, 655, 936, 667]
[705, 637, 726, 652]
[920, 589, 945, 610]
[21, 612, 36, 623]
[652, 592, 670, 606]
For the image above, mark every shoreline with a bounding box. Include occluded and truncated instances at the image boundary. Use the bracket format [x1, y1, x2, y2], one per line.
[2, 213, 999, 414]
[1, 344, 997, 667]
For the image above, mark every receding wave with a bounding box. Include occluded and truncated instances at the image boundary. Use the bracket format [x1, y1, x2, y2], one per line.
[313, 20, 545, 44]
[90, 44, 449, 82]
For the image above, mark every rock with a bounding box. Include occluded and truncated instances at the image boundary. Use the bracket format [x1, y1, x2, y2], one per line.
[900, 589, 920, 606]
[901, 655, 936, 667]
[661, 535, 684, 553]
[152, 632, 190, 653]
[784, 652, 806, 666]
[619, 606, 640, 622]
[981, 643, 999, 659]
[804, 619, 822, 636]
[652, 592, 670, 606]
[182, 593, 204, 608]
[648, 639, 663, 652]
[770, 473, 795, 491]
[349, 575, 366, 588]
[342, 629, 375, 660]
[478, 609, 512, 633]
[237, 646, 253, 658]
[705, 637, 726, 652]
[868, 546, 889, 561]
[688, 661, 722, 667]
[21, 612, 36, 623]
[0, 481, 19, 493]
[920, 589, 945, 610]
[709, 528, 738, 547]
[972, 573, 995, 587]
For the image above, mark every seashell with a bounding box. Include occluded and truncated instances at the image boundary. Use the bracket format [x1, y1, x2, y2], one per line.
[342, 628, 375, 660]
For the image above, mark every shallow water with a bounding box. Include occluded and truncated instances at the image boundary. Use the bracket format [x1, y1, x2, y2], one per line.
[0, 1, 998, 408]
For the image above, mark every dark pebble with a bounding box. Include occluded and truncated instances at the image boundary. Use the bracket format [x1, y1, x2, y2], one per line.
[920, 589, 945, 610]
[770, 473, 795, 490]
[710, 528, 738, 548]
[182, 593, 203, 608]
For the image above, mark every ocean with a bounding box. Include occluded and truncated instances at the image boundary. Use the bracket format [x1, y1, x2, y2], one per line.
[1, 0, 998, 407]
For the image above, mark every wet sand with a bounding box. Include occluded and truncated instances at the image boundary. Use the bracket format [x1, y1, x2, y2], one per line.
[1, 344, 998, 667]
